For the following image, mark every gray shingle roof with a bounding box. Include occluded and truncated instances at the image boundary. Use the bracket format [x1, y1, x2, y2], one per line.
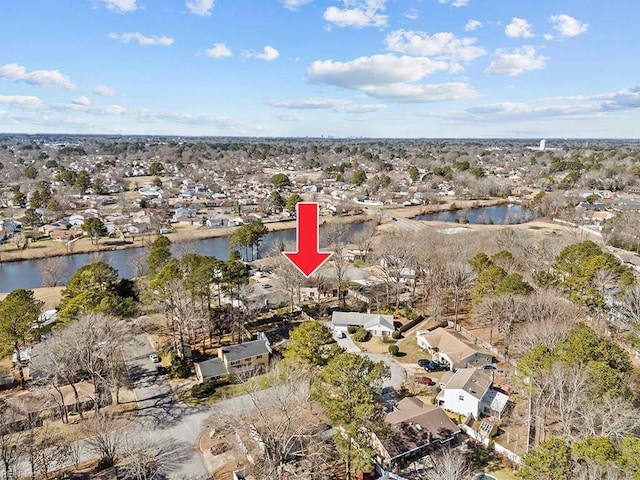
[221, 339, 271, 363]
[442, 368, 492, 400]
[196, 358, 227, 380]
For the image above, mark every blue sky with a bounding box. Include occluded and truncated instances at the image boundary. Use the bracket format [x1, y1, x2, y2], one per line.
[0, 0, 638, 138]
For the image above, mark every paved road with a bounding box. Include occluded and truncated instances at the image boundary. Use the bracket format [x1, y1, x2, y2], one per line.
[121, 334, 212, 480]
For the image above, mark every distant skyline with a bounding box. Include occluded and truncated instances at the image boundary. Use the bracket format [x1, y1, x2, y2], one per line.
[1, 0, 639, 138]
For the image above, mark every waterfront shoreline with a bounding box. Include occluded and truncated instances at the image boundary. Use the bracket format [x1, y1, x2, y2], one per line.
[0, 198, 509, 264]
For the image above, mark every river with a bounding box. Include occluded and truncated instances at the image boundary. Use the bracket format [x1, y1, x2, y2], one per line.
[0, 221, 373, 292]
[413, 204, 535, 225]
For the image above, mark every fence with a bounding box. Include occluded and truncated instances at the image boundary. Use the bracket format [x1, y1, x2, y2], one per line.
[460, 424, 523, 465]
[447, 321, 501, 358]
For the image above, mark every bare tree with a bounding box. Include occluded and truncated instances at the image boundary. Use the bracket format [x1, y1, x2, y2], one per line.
[84, 412, 123, 468]
[425, 447, 473, 480]
[377, 233, 415, 307]
[120, 435, 165, 480]
[515, 291, 582, 351]
[351, 222, 376, 263]
[129, 250, 149, 278]
[545, 362, 590, 440]
[208, 362, 334, 480]
[11, 232, 26, 250]
[274, 253, 306, 313]
[39, 256, 69, 287]
[445, 262, 473, 328]
[617, 285, 640, 329]
[321, 224, 352, 304]
[0, 402, 24, 479]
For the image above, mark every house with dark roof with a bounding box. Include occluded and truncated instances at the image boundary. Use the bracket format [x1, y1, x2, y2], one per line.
[371, 397, 460, 471]
[194, 357, 228, 383]
[194, 332, 272, 383]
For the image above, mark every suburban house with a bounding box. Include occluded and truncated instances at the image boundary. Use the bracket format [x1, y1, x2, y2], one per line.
[331, 311, 396, 337]
[416, 327, 493, 370]
[194, 357, 228, 384]
[371, 397, 461, 471]
[437, 368, 510, 420]
[194, 332, 272, 383]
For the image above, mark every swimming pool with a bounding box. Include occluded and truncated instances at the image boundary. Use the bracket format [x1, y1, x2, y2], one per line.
[474, 474, 497, 480]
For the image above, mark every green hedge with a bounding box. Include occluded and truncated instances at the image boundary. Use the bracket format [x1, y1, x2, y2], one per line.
[388, 345, 399, 356]
[191, 380, 217, 398]
[352, 327, 370, 342]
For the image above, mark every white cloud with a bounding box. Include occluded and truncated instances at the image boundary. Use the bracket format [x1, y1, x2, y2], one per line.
[267, 97, 387, 113]
[93, 85, 120, 96]
[385, 30, 486, 63]
[323, 0, 388, 28]
[543, 33, 555, 41]
[438, 0, 469, 7]
[465, 19, 482, 32]
[309, 54, 452, 88]
[0, 95, 44, 110]
[282, 0, 313, 10]
[307, 54, 478, 102]
[186, 0, 215, 16]
[72, 96, 91, 106]
[94, 0, 137, 13]
[600, 86, 640, 111]
[0, 63, 76, 90]
[505, 18, 534, 38]
[274, 112, 304, 121]
[361, 83, 478, 102]
[405, 8, 418, 20]
[550, 14, 589, 37]
[108, 32, 175, 46]
[245, 46, 280, 61]
[204, 43, 232, 58]
[423, 86, 640, 124]
[484, 46, 546, 76]
[53, 102, 127, 116]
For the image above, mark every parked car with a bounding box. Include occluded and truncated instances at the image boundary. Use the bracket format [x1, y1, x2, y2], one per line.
[415, 376, 435, 386]
[424, 361, 448, 372]
[149, 353, 161, 363]
[482, 364, 497, 371]
[263, 283, 272, 289]
[155, 365, 168, 375]
[417, 359, 431, 368]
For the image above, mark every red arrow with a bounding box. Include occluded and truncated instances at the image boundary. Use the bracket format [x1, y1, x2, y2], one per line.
[283, 202, 333, 277]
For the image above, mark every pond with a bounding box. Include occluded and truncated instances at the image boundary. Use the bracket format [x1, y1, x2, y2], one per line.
[413, 204, 535, 225]
[0, 221, 374, 292]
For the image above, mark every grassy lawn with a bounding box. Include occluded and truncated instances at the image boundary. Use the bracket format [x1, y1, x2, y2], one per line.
[181, 371, 274, 406]
[490, 469, 517, 480]
[395, 333, 431, 364]
[468, 442, 518, 480]
[353, 335, 397, 354]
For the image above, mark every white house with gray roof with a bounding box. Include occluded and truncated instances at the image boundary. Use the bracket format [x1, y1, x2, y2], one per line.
[331, 311, 396, 337]
[436, 368, 509, 420]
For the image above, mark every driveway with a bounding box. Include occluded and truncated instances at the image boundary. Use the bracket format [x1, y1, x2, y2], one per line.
[363, 353, 407, 389]
[335, 333, 361, 353]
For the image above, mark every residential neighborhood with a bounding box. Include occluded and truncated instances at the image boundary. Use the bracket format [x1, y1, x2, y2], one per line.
[1, 134, 640, 480]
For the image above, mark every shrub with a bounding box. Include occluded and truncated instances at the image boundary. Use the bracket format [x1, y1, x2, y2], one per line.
[392, 330, 401, 340]
[388, 345, 399, 356]
[347, 326, 358, 335]
[170, 357, 190, 379]
[191, 380, 216, 399]
[352, 327, 370, 342]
